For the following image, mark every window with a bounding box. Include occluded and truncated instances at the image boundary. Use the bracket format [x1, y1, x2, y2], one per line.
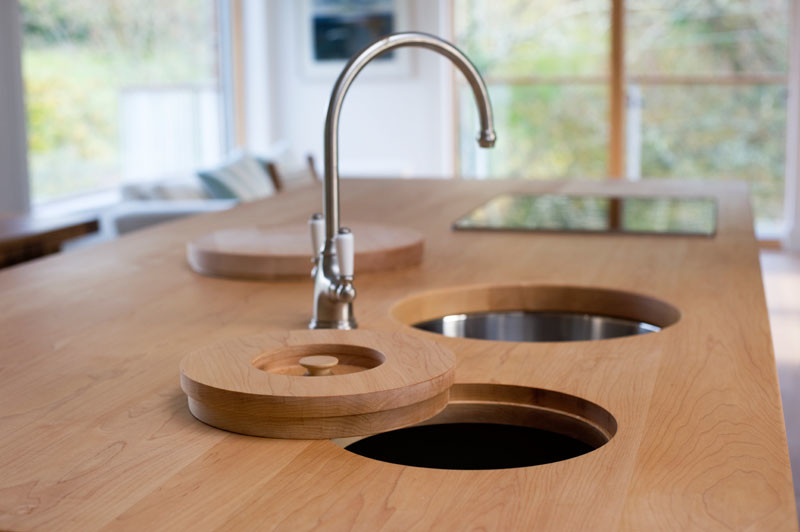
[456, 0, 611, 180]
[455, 0, 790, 232]
[20, 0, 228, 203]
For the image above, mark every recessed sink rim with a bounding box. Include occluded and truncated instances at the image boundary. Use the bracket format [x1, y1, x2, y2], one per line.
[391, 283, 680, 344]
[334, 383, 618, 470]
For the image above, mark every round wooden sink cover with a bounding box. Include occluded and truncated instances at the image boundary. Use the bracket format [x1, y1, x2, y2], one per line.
[186, 222, 424, 279]
[180, 330, 455, 439]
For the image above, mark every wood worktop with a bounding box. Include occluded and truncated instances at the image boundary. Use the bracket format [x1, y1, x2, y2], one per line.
[0, 178, 796, 530]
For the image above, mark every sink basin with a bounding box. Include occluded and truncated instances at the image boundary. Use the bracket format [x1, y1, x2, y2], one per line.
[334, 383, 617, 470]
[392, 284, 680, 343]
[414, 310, 660, 342]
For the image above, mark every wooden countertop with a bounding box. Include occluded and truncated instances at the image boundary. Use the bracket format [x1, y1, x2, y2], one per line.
[0, 179, 796, 530]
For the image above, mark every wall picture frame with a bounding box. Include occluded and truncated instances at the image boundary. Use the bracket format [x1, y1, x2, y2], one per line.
[298, 0, 412, 80]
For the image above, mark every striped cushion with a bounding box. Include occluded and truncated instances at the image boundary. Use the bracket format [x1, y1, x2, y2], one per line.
[197, 154, 276, 201]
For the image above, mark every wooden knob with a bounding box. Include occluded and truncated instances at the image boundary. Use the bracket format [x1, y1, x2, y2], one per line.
[299, 355, 339, 376]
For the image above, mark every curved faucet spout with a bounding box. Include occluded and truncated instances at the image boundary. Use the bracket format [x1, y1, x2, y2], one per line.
[310, 32, 496, 330]
[323, 31, 496, 242]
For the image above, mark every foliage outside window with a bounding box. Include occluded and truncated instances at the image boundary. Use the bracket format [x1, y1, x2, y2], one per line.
[21, 0, 224, 203]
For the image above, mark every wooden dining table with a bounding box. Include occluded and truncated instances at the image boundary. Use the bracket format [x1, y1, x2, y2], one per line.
[0, 211, 99, 268]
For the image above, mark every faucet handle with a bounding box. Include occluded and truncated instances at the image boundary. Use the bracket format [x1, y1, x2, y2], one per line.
[335, 227, 354, 278]
[309, 213, 324, 259]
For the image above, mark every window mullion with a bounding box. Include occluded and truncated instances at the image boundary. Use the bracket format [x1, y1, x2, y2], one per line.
[609, 0, 626, 179]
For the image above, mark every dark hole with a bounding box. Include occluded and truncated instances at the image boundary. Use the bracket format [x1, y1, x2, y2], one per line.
[345, 422, 597, 470]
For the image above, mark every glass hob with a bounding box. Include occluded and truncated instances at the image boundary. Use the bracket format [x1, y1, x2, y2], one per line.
[453, 194, 717, 237]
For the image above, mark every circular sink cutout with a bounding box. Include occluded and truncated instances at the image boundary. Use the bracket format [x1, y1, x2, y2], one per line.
[415, 310, 659, 342]
[335, 383, 617, 470]
[392, 284, 680, 342]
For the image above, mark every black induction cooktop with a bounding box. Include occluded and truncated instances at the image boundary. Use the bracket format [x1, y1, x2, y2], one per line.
[453, 193, 717, 237]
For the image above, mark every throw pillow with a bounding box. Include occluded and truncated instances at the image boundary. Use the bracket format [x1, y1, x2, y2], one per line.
[198, 153, 277, 201]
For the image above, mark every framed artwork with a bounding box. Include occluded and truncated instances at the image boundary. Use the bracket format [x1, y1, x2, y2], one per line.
[298, 0, 412, 80]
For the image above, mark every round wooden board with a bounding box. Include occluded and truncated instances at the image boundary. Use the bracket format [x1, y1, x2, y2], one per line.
[180, 329, 455, 439]
[186, 222, 424, 279]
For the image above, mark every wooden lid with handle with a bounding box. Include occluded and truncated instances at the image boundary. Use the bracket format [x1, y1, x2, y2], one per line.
[180, 329, 455, 439]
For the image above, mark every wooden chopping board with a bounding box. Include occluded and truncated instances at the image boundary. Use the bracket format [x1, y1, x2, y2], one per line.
[186, 222, 424, 279]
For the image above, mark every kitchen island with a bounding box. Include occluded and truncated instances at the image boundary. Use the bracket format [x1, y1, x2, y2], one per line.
[0, 178, 796, 530]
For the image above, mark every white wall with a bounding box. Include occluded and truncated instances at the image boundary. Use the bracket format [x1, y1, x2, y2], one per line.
[0, 0, 30, 212]
[256, 0, 453, 178]
[784, 0, 800, 251]
[242, 0, 275, 153]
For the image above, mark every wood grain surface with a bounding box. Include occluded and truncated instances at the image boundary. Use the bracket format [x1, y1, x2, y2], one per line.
[186, 222, 424, 279]
[0, 178, 795, 531]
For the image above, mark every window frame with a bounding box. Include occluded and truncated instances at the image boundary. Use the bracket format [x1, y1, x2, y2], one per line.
[452, 0, 797, 245]
[0, 0, 30, 213]
[13, 0, 237, 210]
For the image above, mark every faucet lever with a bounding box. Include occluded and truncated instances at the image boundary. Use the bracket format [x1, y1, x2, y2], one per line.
[309, 213, 324, 260]
[335, 227, 354, 278]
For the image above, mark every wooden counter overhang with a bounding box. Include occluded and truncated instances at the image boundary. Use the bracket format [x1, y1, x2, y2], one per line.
[0, 179, 796, 530]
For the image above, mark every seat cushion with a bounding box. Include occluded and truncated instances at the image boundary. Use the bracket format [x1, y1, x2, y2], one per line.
[198, 154, 277, 201]
[121, 180, 208, 201]
[105, 199, 237, 235]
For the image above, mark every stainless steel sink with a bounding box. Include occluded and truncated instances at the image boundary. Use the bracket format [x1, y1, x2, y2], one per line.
[413, 310, 660, 342]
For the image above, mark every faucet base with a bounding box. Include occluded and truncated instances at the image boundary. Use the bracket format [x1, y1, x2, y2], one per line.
[309, 318, 358, 330]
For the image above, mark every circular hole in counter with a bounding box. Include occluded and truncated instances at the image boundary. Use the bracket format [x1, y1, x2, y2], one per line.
[252, 344, 385, 376]
[392, 284, 680, 342]
[334, 383, 617, 470]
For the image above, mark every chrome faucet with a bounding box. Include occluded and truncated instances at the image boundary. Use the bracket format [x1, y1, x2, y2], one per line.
[309, 32, 496, 330]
